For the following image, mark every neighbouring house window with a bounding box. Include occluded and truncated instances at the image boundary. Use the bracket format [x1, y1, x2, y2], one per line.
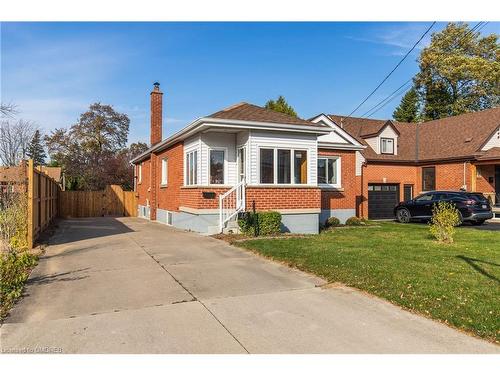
[238, 148, 246, 182]
[185, 150, 198, 185]
[317, 157, 340, 186]
[138, 164, 142, 183]
[161, 158, 168, 185]
[277, 149, 291, 184]
[210, 149, 225, 184]
[294, 150, 308, 184]
[260, 148, 274, 184]
[380, 138, 394, 154]
[422, 166, 436, 191]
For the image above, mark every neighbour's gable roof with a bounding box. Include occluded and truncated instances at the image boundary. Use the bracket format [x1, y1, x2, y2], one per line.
[209, 102, 324, 127]
[476, 147, 500, 161]
[329, 107, 500, 162]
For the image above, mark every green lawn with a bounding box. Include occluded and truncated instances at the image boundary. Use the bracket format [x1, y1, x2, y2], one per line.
[236, 222, 500, 343]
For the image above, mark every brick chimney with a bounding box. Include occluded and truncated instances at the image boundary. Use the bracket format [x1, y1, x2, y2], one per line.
[150, 82, 163, 146]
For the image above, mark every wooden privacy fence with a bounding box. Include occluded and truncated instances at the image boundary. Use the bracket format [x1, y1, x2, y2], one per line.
[59, 184, 137, 218]
[27, 160, 60, 248]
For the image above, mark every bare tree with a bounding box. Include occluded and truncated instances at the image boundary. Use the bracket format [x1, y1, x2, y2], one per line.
[0, 103, 18, 118]
[0, 120, 36, 166]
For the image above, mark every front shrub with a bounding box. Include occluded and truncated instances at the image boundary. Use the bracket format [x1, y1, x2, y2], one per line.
[0, 251, 38, 319]
[238, 211, 282, 236]
[345, 216, 363, 226]
[325, 216, 341, 228]
[429, 201, 461, 243]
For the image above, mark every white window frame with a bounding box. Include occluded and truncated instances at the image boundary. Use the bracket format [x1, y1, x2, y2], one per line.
[185, 150, 198, 186]
[138, 164, 142, 184]
[317, 156, 341, 188]
[160, 158, 168, 186]
[257, 147, 309, 185]
[208, 147, 227, 185]
[380, 138, 394, 155]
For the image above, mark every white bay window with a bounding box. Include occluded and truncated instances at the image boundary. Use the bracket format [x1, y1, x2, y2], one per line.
[185, 150, 198, 185]
[259, 148, 308, 185]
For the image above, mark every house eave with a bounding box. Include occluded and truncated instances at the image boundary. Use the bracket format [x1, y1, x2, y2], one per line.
[130, 117, 330, 164]
[318, 142, 366, 151]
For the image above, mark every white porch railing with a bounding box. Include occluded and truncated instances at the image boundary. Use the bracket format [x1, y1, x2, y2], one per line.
[219, 178, 246, 232]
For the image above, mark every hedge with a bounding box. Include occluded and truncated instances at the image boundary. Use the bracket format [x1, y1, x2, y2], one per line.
[238, 211, 282, 236]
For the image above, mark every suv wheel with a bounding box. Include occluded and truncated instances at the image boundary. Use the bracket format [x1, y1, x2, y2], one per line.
[396, 208, 411, 223]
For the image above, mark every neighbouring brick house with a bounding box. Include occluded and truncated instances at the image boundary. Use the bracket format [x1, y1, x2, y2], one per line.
[132, 83, 499, 233]
[316, 108, 500, 219]
[131, 83, 364, 234]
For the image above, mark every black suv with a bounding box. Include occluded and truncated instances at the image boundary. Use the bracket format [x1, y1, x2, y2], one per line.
[394, 191, 493, 225]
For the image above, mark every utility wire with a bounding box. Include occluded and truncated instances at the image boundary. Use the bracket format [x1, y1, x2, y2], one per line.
[361, 21, 486, 119]
[344, 22, 436, 120]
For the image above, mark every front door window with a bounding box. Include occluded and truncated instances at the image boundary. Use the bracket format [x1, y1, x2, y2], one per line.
[238, 148, 246, 182]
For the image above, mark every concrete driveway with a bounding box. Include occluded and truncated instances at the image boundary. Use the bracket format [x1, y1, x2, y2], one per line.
[1, 217, 498, 354]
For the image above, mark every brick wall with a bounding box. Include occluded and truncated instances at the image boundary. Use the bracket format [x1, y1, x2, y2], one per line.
[136, 159, 151, 206]
[359, 160, 483, 218]
[246, 187, 321, 211]
[155, 142, 184, 211]
[475, 164, 495, 193]
[318, 149, 357, 211]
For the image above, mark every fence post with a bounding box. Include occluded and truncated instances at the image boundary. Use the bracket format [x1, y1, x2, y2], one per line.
[27, 159, 34, 249]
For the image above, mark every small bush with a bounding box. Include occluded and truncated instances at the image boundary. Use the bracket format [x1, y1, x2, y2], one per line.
[345, 216, 363, 226]
[429, 201, 461, 243]
[238, 211, 282, 236]
[0, 251, 38, 319]
[325, 216, 341, 228]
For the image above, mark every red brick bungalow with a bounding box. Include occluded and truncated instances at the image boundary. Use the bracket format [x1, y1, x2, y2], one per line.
[315, 108, 500, 219]
[131, 83, 364, 234]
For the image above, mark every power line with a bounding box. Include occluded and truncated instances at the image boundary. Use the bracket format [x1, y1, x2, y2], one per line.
[344, 22, 436, 120]
[361, 21, 486, 119]
[360, 78, 413, 118]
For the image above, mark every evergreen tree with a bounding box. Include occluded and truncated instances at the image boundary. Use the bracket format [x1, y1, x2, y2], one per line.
[26, 129, 46, 166]
[393, 87, 421, 122]
[264, 96, 298, 117]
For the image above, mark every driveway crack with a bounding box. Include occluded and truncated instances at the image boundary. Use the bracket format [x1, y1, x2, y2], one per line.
[126, 233, 250, 354]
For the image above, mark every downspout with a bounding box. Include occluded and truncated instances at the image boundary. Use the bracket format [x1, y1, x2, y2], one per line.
[462, 162, 467, 191]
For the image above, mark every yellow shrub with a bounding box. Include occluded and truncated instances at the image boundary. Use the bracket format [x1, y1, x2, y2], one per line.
[429, 201, 461, 243]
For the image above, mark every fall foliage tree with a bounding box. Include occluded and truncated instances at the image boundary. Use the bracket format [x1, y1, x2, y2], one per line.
[414, 22, 499, 120]
[45, 103, 132, 190]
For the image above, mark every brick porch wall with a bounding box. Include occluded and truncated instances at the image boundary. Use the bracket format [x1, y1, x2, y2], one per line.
[318, 149, 357, 211]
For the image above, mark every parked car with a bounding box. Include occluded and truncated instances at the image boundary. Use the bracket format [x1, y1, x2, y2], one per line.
[394, 191, 493, 225]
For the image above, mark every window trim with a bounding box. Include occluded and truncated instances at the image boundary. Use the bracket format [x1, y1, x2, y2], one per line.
[257, 147, 309, 185]
[380, 137, 395, 155]
[138, 164, 142, 184]
[208, 147, 227, 186]
[317, 156, 342, 188]
[422, 166, 436, 192]
[185, 150, 199, 186]
[160, 158, 168, 186]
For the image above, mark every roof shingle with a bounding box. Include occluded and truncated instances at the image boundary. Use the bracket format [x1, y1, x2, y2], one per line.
[209, 102, 324, 127]
[329, 107, 500, 162]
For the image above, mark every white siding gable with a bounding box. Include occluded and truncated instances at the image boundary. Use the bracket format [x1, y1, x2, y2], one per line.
[481, 127, 500, 151]
[365, 125, 398, 155]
